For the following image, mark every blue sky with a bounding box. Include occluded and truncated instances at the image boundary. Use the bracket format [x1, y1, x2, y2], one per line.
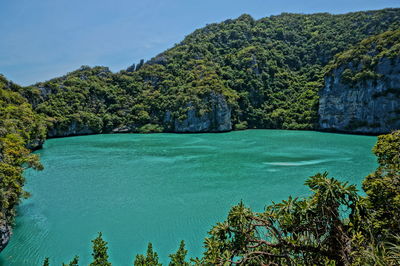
[1, 0, 399, 85]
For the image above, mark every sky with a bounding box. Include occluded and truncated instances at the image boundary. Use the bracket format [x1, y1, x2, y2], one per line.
[1, 0, 399, 85]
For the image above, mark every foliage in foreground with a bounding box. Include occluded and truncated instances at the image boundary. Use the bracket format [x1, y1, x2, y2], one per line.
[90, 232, 111, 266]
[42, 130, 400, 265]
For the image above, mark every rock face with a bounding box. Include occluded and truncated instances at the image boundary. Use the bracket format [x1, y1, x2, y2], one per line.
[0, 222, 11, 252]
[173, 93, 232, 132]
[45, 93, 232, 136]
[26, 138, 45, 150]
[47, 121, 96, 138]
[319, 57, 400, 134]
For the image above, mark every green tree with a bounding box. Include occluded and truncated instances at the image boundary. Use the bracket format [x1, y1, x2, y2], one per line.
[201, 172, 360, 265]
[134, 243, 162, 266]
[169, 240, 189, 266]
[63, 256, 79, 266]
[0, 77, 46, 251]
[90, 232, 111, 266]
[363, 130, 400, 239]
[20, 9, 400, 136]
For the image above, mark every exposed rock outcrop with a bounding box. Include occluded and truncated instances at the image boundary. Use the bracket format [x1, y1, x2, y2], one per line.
[26, 138, 45, 150]
[172, 93, 232, 133]
[47, 121, 96, 138]
[319, 57, 400, 134]
[0, 221, 11, 252]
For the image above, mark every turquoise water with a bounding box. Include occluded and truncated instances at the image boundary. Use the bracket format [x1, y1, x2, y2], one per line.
[0, 130, 377, 265]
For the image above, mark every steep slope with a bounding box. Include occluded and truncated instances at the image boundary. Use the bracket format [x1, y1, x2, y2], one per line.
[319, 29, 400, 134]
[22, 66, 138, 137]
[24, 64, 235, 136]
[0, 75, 46, 251]
[21, 8, 400, 136]
[24, 9, 400, 137]
[141, 9, 400, 130]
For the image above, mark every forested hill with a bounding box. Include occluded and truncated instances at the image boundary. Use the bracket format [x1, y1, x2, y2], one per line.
[17, 8, 400, 136]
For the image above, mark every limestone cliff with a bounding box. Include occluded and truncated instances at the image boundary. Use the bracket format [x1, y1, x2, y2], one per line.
[319, 30, 400, 134]
[172, 93, 232, 133]
[319, 57, 400, 134]
[47, 121, 97, 138]
[0, 222, 11, 252]
[45, 93, 232, 136]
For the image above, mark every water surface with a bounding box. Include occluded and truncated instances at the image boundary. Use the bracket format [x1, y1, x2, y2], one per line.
[0, 130, 377, 265]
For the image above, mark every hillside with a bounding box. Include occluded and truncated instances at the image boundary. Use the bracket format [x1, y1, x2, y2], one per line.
[320, 29, 400, 133]
[21, 8, 400, 136]
[0, 75, 46, 251]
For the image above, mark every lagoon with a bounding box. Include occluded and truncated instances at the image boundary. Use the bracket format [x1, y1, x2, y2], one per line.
[0, 130, 377, 265]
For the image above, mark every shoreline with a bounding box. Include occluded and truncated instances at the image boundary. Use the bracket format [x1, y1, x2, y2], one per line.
[42, 127, 384, 140]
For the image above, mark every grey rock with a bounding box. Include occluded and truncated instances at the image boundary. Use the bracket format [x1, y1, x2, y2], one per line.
[26, 138, 45, 150]
[112, 125, 136, 133]
[147, 55, 168, 66]
[164, 111, 172, 124]
[47, 121, 96, 137]
[319, 57, 400, 134]
[0, 221, 11, 252]
[173, 93, 232, 132]
[38, 86, 53, 98]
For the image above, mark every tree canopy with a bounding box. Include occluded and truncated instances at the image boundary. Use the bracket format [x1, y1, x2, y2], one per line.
[18, 9, 400, 134]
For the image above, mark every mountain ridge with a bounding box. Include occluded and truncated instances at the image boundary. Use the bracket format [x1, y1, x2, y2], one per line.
[12, 8, 399, 137]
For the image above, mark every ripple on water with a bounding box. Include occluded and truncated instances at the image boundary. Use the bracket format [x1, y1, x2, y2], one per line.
[265, 159, 330, 166]
[0, 130, 377, 265]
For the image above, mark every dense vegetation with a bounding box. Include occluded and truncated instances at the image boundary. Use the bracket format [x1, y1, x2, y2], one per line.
[0, 7, 399, 265]
[0, 75, 46, 241]
[21, 8, 400, 134]
[42, 130, 400, 265]
[326, 29, 400, 86]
